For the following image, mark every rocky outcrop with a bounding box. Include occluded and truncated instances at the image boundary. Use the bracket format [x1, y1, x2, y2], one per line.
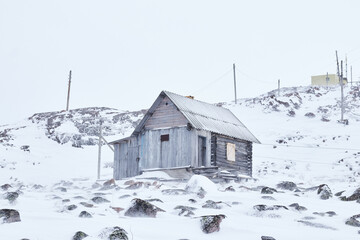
[200, 214, 226, 234]
[317, 184, 332, 200]
[72, 231, 88, 240]
[276, 181, 297, 191]
[124, 198, 164, 217]
[0, 209, 21, 223]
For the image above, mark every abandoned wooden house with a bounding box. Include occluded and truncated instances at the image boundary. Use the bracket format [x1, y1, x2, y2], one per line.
[110, 91, 260, 179]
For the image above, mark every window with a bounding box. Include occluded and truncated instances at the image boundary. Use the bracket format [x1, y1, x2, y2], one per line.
[226, 143, 235, 161]
[160, 134, 169, 142]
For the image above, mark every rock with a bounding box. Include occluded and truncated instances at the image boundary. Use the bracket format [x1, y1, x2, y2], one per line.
[109, 226, 128, 240]
[346, 214, 360, 227]
[4, 192, 19, 203]
[74, 196, 85, 200]
[124, 198, 165, 218]
[174, 205, 196, 217]
[125, 182, 143, 190]
[161, 189, 188, 195]
[261, 236, 276, 240]
[287, 110, 295, 117]
[91, 196, 110, 204]
[72, 231, 88, 240]
[253, 205, 288, 211]
[79, 211, 92, 218]
[119, 194, 132, 199]
[341, 188, 360, 201]
[188, 199, 197, 203]
[62, 199, 70, 203]
[317, 184, 332, 200]
[202, 200, 222, 209]
[313, 211, 336, 217]
[305, 112, 316, 118]
[67, 204, 77, 211]
[289, 203, 307, 211]
[103, 179, 116, 186]
[55, 187, 67, 192]
[261, 187, 277, 194]
[1, 184, 12, 191]
[0, 209, 21, 223]
[110, 206, 124, 213]
[32, 184, 44, 190]
[335, 190, 345, 197]
[197, 187, 207, 199]
[276, 181, 297, 191]
[124, 180, 135, 185]
[200, 214, 226, 234]
[146, 198, 163, 203]
[20, 145, 30, 152]
[224, 186, 235, 192]
[261, 196, 276, 201]
[79, 202, 94, 208]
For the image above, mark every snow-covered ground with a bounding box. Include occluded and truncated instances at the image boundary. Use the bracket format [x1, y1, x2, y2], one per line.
[1, 85, 360, 240]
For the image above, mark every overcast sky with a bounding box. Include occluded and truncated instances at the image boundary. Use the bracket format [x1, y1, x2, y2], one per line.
[1, 0, 360, 124]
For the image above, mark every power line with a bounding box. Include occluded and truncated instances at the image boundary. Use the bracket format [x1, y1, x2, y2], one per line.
[193, 68, 233, 95]
[235, 68, 274, 85]
[253, 155, 342, 166]
[258, 142, 360, 152]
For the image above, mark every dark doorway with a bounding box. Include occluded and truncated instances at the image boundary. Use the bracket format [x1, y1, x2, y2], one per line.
[198, 136, 206, 166]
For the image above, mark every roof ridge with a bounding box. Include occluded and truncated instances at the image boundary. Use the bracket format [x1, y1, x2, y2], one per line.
[162, 90, 232, 111]
[180, 109, 245, 127]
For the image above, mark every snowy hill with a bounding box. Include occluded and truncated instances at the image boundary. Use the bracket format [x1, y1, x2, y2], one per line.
[1, 85, 360, 240]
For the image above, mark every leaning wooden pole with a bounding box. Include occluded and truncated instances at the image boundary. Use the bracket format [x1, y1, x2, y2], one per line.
[66, 70, 72, 111]
[97, 121, 102, 180]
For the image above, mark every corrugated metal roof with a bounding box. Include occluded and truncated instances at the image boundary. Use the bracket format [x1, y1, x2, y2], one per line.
[164, 91, 260, 143]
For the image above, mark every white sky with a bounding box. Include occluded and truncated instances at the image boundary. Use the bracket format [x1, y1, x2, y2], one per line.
[1, 0, 360, 124]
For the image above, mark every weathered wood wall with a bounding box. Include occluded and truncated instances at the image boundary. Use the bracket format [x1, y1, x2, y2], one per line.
[139, 127, 196, 169]
[212, 134, 252, 176]
[144, 96, 188, 130]
[113, 137, 139, 179]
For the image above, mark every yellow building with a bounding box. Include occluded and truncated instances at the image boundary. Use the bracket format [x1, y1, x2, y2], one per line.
[311, 74, 347, 86]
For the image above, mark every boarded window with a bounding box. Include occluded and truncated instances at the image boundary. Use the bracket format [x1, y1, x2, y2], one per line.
[160, 134, 169, 142]
[226, 143, 235, 161]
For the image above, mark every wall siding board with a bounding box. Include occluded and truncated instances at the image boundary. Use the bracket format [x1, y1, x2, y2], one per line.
[144, 96, 188, 130]
[214, 134, 253, 176]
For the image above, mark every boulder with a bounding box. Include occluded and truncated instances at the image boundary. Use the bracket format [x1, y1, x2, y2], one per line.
[103, 179, 116, 186]
[261, 236, 276, 240]
[125, 182, 143, 190]
[161, 189, 188, 195]
[288, 203, 307, 211]
[80, 202, 94, 208]
[253, 205, 288, 211]
[79, 211, 92, 218]
[224, 186, 235, 192]
[341, 188, 360, 201]
[261, 196, 276, 201]
[346, 214, 360, 227]
[200, 214, 226, 234]
[202, 200, 222, 209]
[0, 209, 21, 223]
[261, 187, 277, 194]
[174, 205, 196, 217]
[317, 184, 332, 200]
[91, 196, 110, 204]
[1, 184, 12, 191]
[67, 205, 77, 211]
[109, 227, 128, 240]
[124, 198, 164, 217]
[110, 206, 124, 213]
[72, 231, 88, 240]
[4, 192, 19, 203]
[276, 181, 297, 191]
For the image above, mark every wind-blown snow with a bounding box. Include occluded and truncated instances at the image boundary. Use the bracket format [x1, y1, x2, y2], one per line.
[1, 85, 360, 239]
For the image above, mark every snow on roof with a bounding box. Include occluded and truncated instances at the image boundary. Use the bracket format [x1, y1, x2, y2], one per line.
[163, 91, 260, 143]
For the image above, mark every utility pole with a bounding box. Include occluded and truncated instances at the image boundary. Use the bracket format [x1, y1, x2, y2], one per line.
[326, 72, 330, 88]
[97, 120, 102, 180]
[66, 70, 72, 111]
[278, 79, 280, 96]
[233, 64, 237, 104]
[340, 60, 344, 122]
[351, 66, 353, 87]
[346, 55, 348, 79]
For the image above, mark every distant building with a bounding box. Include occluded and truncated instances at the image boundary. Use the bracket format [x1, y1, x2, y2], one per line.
[311, 74, 347, 86]
[110, 91, 260, 179]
